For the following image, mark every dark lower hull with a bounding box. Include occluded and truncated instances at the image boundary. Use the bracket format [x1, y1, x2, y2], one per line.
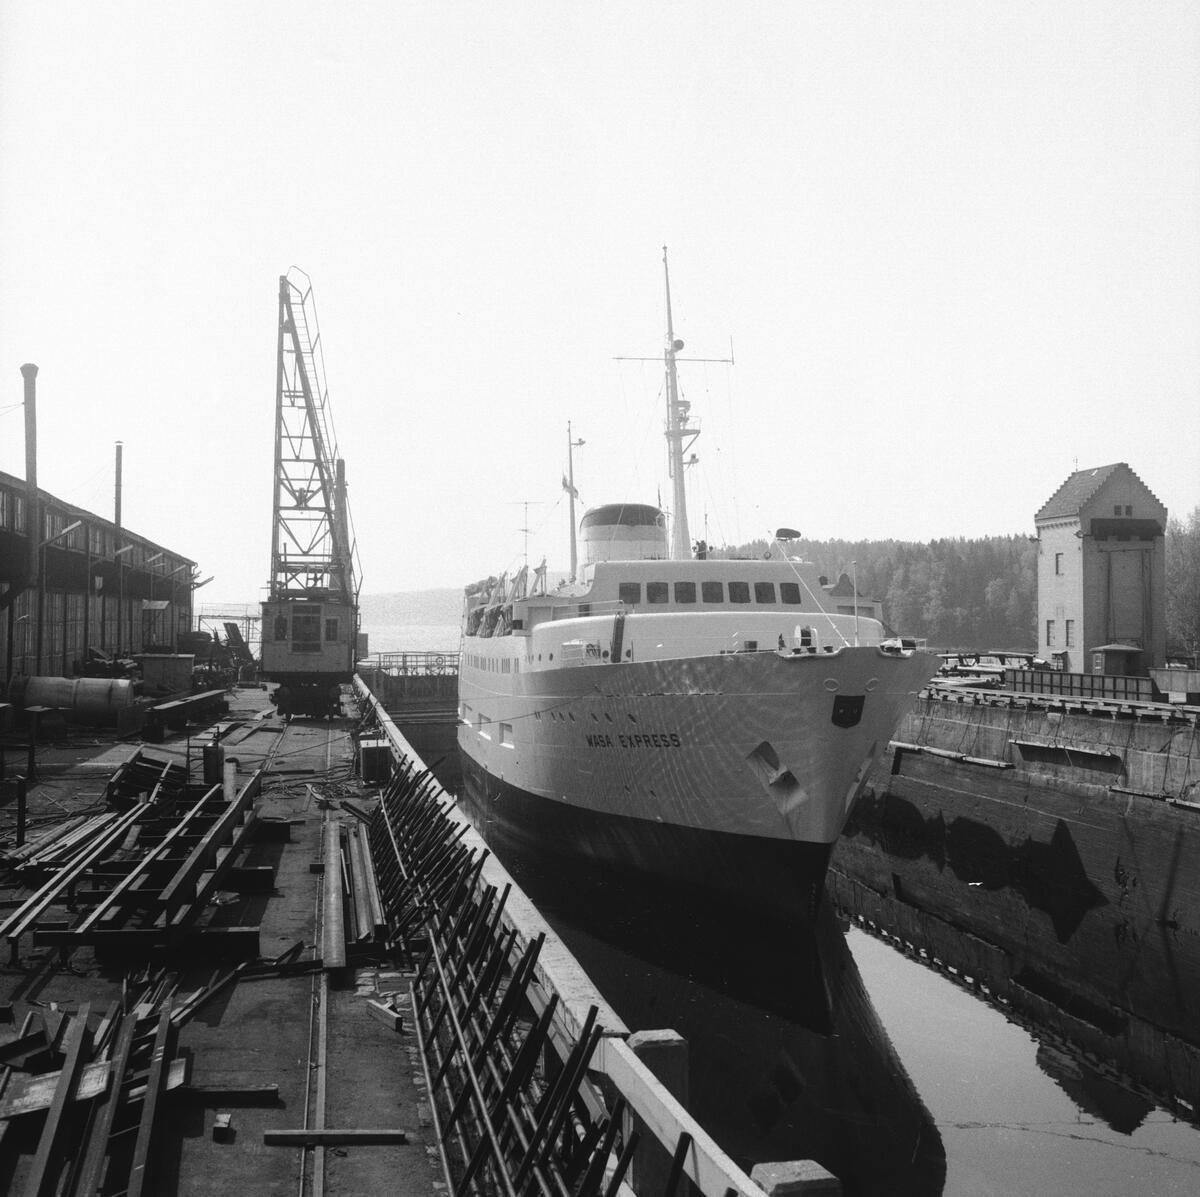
[459, 749, 833, 928]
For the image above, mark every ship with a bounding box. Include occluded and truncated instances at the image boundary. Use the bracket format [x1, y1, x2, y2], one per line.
[456, 249, 936, 927]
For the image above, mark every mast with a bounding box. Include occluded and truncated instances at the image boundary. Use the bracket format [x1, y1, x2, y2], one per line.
[567, 421, 584, 581]
[662, 247, 699, 559]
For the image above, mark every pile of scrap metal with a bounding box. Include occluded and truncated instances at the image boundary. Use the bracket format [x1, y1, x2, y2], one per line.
[0, 771, 265, 965]
[0, 965, 268, 1195]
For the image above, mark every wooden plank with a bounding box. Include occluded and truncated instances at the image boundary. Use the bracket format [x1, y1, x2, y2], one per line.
[126, 1005, 173, 1197]
[595, 1035, 765, 1197]
[24, 1004, 90, 1197]
[174, 1082, 280, 1106]
[0, 1057, 112, 1119]
[72, 1014, 140, 1197]
[156, 781, 258, 923]
[0, 807, 145, 957]
[262, 1127, 409, 1146]
[75, 786, 221, 935]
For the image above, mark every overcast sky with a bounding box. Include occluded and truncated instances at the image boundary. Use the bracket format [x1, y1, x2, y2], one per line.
[2, 2, 1198, 606]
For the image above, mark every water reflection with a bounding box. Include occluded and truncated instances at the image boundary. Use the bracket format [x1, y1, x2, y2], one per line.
[835, 789, 1200, 1128]
[495, 848, 946, 1197]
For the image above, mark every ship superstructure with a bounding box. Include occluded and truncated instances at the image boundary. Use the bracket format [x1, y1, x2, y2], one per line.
[457, 251, 934, 925]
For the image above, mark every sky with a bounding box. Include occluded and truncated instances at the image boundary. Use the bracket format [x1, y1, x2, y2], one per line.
[2, 2, 1198, 606]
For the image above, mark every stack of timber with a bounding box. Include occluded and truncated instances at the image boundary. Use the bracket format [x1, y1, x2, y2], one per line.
[0, 772, 265, 964]
[0, 966, 260, 1194]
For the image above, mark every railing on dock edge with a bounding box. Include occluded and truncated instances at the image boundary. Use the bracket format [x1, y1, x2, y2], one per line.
[353, 674, 772, 1197]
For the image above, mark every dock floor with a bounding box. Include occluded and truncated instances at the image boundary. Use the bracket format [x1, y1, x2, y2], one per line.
[0, 684, 440, 1196]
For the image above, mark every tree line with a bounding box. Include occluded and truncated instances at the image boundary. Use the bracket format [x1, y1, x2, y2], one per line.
[713, 514, 1200, 658]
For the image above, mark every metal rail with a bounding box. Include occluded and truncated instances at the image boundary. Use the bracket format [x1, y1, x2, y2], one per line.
[370, 763, 636, 1196]
[354, 673, 773, 1197]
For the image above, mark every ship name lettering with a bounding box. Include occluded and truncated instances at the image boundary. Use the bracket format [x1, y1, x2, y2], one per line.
[586, 732, 681, 749]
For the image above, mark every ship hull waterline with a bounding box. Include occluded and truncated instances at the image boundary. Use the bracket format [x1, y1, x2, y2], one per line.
[457, 645, 934, 927]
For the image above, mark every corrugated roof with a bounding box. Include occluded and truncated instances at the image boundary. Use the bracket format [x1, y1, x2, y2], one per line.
[1036, 463, 1125, 521]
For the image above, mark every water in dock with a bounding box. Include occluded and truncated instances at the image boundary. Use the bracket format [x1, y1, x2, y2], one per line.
[486, 846, 1200, 1196]
[373, 640, 1200, 1194]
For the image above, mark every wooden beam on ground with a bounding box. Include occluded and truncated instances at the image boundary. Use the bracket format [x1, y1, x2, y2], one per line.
[262, 1128, 409, 1146]
[125, 1004, 174, 1197]
[0, 807, 145, 960]
[74, 786, 222, 936]
[155, 776, 259, 928]
[23, 1004, 91, 1197]
[72, 1014, 140, 1197]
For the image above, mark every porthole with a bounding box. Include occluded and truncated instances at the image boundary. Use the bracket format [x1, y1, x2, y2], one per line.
[823, 678, 839, 692]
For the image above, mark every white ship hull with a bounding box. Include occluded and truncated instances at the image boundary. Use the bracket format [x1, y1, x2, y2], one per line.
[458, 631, 934, 925]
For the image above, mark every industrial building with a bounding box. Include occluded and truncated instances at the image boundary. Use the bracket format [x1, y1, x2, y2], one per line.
[0, 466, 197, 681]
[1035, 462, 1167, 674]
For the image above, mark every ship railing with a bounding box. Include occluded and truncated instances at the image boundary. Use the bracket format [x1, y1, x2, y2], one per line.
[360, 650, 460, 678]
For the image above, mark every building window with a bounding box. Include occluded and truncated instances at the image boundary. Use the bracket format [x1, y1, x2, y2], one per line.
[1114, 505, 1122, 516]
[292, 609, 322, 652]
[1065, 619, 1075, 647]
[674, 581, 696, 604]
[1046, 619, 1055, 647]
[618, 582, 641, 605]
[646, 582, 668, 603]
[701, 580, 723, 603]
[1125, 505, 1132, 516]
[754, 582, 776, 604]
[1054, 553, 1063, 575]
[728, 582, 751, 603]
[325, 618, 339, 641]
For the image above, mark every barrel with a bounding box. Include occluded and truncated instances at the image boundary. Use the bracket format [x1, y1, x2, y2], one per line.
[7, 676, 137, 724]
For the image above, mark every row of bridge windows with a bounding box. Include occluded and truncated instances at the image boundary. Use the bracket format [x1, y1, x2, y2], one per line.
[617, 580, 806, 607]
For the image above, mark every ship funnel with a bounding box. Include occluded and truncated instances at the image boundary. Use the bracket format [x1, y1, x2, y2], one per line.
[580, 504, 668, 566]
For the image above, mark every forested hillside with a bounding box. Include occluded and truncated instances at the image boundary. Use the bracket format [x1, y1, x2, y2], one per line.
[713, 536, 1038, 650]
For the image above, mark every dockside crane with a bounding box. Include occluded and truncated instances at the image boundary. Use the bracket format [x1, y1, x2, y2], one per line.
[260, 269, 362, 717]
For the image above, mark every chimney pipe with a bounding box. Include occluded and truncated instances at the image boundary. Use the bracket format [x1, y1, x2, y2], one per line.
[114, 441, 123, 529]
[21, 364, 38, 579]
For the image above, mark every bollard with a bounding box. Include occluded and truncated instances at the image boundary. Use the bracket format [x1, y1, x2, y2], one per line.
[627, 1029, 689, 1195]
[750, 1160, 842, 1195]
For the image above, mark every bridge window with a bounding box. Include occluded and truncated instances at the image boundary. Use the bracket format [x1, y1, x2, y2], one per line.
[701, 581, 723, 603]
[754, 582, 776, 604]
[780, 582, 802, 604]
[619, 582, 641, 605]
[647, 582, 669, 603]
[674, 581, 696, 604]
[728, 581, 750, 603]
